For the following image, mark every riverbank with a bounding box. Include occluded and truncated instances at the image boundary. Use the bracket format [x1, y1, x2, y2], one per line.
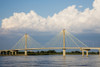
[0, 50, 99, 56]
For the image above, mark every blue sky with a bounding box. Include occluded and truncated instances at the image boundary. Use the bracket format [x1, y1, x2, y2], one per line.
[1, 0, 100, 50]
[0, 0, 94, 26]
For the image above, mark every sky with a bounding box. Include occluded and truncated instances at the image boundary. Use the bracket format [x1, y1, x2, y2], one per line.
[0, 0, 100, 50]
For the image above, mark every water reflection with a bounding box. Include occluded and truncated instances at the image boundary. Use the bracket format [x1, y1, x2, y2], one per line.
[0, 55, 100, 67]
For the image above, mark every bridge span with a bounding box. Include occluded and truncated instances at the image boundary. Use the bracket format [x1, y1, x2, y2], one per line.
[0, 29, 100, 57]
[0, 47, 100, 57]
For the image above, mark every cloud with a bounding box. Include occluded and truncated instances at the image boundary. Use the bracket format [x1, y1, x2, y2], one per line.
[1, 0, 100, 34]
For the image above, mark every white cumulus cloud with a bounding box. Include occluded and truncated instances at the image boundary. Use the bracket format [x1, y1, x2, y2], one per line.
[1, 0, 100, 34]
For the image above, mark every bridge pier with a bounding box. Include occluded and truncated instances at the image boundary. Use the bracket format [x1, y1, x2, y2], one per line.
[99, 49, 100, 56]
[5, 51, 7, 55]
[0, 51, 1, 55]
[2, 51, 4, 55]
[11, 51, 14, 55]
[8, 51, 11, 55]
[86, 50, 88, 57]
[63, 49, 66, 57]
[15, 51, 17, 55]
[82, 49, 89, 57]
[82, 50, 84, 57]
[25, 50, 27, 56]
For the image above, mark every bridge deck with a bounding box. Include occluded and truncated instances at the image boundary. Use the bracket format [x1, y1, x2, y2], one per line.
[1, 47, 100, 51]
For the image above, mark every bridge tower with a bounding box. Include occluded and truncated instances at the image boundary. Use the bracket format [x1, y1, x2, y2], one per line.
[25, 33, 27, 56]
[63, 29, 66, 56]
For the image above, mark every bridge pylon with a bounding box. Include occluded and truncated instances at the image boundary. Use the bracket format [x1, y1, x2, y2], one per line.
[25, 33, 27, 56]
[63, 29, 66, 56]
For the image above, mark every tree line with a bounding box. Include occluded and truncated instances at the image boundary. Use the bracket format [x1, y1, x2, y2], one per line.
[17, 50, 99, 55]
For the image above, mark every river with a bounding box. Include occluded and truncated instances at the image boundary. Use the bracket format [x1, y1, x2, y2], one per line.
[0, 55, 100, 67]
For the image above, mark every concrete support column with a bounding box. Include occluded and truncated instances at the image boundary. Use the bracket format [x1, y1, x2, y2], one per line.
[5, 51, 7, 55]
[25, 33, 27, 56]
[86, 51, 88, 57]
[63, 49, 66, 57]
[2, 52, 4, 55]
[63, 29, 66, 57]
[82, 50, 84, 57]
[99, 49, 100, 56]
[12, 51, 14, 55]
[0, 51, 1, 55]
[15, 52, 17, 55]
[25, 50, 27, 56]
[8, 52, 11, 55]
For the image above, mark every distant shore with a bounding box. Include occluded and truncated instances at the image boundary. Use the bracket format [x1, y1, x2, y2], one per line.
[0, 50, 99, 56]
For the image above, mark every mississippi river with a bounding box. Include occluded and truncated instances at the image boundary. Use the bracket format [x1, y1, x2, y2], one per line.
[0, 55, 100, 67]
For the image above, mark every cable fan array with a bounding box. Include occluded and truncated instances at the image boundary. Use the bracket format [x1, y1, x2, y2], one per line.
[11, 30, 88, 49]
[11, 34, 41, 49]
[45, 30, 87, 47]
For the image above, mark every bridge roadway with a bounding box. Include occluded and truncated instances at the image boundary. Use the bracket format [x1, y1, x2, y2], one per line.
[1, 47, 100, 51]
[0, 47, 100, 57]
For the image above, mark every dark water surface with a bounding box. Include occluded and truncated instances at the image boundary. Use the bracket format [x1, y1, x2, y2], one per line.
[0, 55, 100, 67]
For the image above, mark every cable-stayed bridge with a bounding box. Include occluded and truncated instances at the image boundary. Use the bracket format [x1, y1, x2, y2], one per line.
[0, 29, 100, 57]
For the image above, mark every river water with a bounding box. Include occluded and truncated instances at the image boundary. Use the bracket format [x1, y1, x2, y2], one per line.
[0, 55, 100, 67]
